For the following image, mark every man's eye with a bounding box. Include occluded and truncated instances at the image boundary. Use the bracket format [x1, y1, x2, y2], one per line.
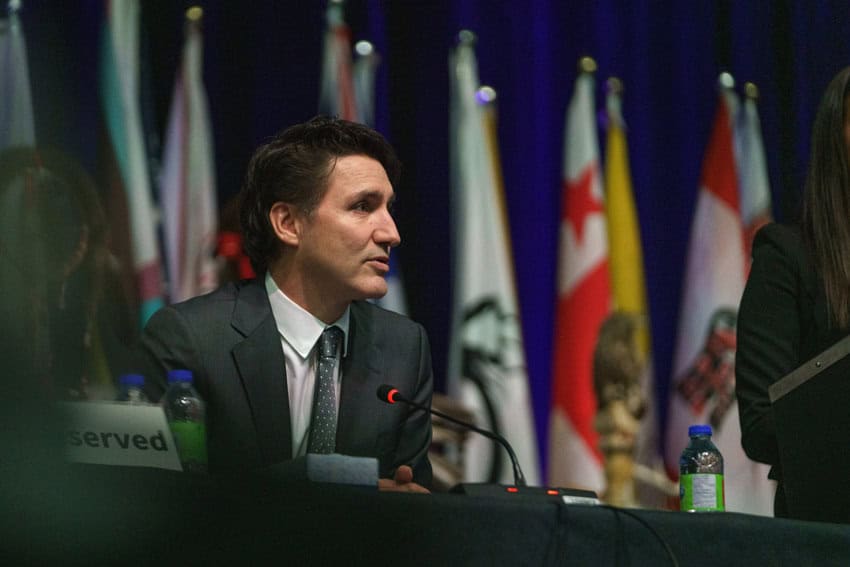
[352, 201, 370, 212]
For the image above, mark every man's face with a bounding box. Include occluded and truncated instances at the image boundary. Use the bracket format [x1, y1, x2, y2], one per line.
[296, 154, 400, 306]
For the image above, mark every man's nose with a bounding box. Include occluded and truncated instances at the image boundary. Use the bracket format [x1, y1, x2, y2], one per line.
[375, 209, 401, 248]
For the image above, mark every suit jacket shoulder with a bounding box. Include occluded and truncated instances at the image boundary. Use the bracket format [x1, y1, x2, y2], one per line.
[752, 223, 808, 272]
[140, 280, 271, 386]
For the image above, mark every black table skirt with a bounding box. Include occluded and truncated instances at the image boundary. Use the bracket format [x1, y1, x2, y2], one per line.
[3, 464, 849, 565]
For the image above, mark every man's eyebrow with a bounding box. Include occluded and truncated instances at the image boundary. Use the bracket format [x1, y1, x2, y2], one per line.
[349, 189, 396, 204]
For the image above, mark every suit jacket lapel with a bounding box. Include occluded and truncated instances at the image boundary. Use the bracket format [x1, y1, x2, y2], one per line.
[337, 302, 383, 455]
[231, 279, 293, 463]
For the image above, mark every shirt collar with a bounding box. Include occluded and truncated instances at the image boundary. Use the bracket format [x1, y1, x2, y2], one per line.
[265, 272, 350, 359]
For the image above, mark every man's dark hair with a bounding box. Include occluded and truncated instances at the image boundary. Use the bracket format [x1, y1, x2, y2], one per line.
[239, 115, 401, 274]
[802, 66, 850, 328]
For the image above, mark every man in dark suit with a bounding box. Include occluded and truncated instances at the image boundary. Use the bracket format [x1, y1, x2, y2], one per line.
[140, 116, 432, 492]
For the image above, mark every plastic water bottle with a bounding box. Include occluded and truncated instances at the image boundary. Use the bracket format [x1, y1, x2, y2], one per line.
[161, 369, 208, 473]
[679, 424, 724, 511]
[115, 374, 149, 404]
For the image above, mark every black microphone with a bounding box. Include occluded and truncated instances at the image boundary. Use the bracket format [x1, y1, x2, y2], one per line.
[376, 384, 527, 487]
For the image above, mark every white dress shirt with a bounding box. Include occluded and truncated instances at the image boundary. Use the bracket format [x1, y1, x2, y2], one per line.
[265, 273, 350, 457]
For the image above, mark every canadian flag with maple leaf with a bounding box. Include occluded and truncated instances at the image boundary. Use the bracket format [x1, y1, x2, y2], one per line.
[548, 68, 611, 492]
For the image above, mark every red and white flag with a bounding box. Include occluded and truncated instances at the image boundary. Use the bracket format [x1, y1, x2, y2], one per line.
[666, 83, 773, 515]
[548, 67, 611, 492]
[319, 2, 357, 121]
[160, 9, 218, 303]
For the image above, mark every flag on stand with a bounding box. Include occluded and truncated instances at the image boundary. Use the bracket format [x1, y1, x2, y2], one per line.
[0, 0, 35, 149]
[319, 1, 357, 121]
[448, 34, 540, 485]
[548, 59, 610, 493]
[736, 82, 773, 257]
[666, 77, 773, 515]
[603, 79, 663, 492]
[99, 0, 164, 327]
[160, 7, 218, 304]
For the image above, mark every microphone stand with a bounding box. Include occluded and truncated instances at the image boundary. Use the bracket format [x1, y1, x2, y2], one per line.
[379, 386, 526, 486]
[379, 385, 600, 503]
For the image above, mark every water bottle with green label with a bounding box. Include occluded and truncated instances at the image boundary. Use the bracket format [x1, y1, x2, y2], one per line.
[679, 424, 724, 512]
[162, 369, 207, 473]
[116, 374, 149, 404]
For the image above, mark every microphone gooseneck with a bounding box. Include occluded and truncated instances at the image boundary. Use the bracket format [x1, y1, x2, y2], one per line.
[376, 383, 527, 487]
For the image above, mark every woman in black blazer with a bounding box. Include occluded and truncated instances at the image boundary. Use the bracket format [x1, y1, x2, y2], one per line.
[737, 66, 850, 517]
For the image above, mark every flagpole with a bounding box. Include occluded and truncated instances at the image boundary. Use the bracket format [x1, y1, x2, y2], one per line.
[578, 55, 597, 75]
[718, 71, 735, 90]
[457, 29, 476, 47]
[717, 72, 738, 128]
[186, 5, 203, 24]
[328, 0, 345, 25]
[744, 81, 759, 101]
[606, 77, 624, 129]
[476, 85, 496, 104]
[185, 6, 203, 42]
[354, 40, 373, 56]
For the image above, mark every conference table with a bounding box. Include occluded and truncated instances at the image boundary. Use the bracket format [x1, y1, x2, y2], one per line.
[4, 463, 849, 565]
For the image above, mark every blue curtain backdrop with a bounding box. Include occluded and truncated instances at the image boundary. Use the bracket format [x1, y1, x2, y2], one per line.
[20, 0, 850, 471]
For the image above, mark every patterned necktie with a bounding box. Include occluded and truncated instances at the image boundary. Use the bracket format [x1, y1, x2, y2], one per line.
[307, 326, 343, 454]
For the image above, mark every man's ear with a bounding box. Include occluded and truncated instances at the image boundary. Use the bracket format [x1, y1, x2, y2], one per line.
[269, 201, 301, 246]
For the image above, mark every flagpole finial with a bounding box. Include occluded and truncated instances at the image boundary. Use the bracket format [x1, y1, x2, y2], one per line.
[8, 0, 22, 15]
[744, 81, 759, 100]
[718, 71, 735, 90]
[457, 29, 477, 46]
[607, 77, 623, 95]
[578, 56, 597, 74]
[476, 85, 497, 105]
[185, 6, 203, 22]
[355, 40, 374, 56]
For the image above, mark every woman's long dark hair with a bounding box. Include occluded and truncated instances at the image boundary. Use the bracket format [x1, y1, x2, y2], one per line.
[0, 147, 108, 398]
[802, 67, 850, 329]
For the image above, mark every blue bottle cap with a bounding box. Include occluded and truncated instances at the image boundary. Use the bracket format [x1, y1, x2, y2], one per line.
[167, 369, 194, 383]
[688, 424, 712, 436]
[119, 373, 145, 387]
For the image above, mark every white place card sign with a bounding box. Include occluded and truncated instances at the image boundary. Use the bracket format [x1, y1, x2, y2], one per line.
[58, 401, 183, 471]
